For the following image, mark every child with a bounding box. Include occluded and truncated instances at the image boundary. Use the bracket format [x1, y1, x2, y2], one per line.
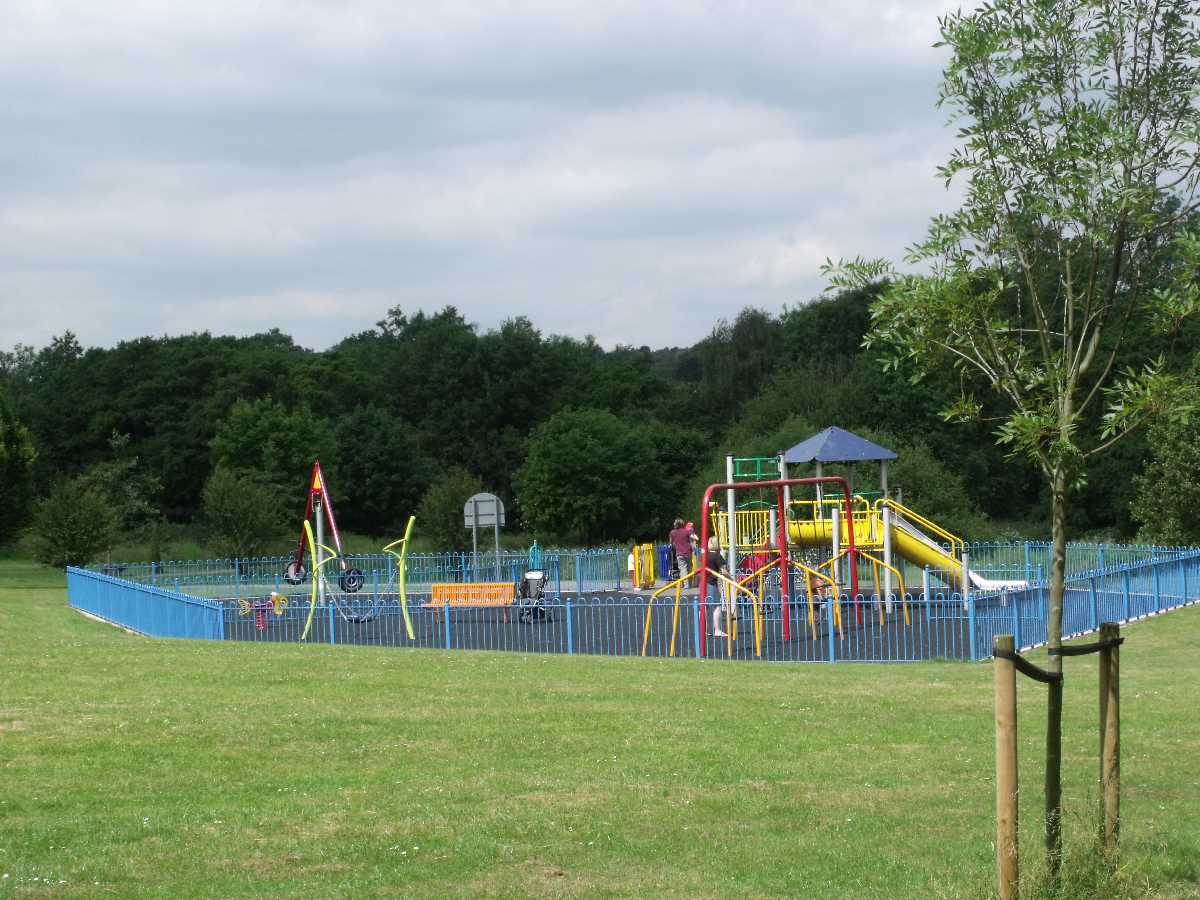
[706, 536, 734, 637]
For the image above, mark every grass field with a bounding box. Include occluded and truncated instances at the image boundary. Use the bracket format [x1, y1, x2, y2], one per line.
[1, 560, 1197, 898]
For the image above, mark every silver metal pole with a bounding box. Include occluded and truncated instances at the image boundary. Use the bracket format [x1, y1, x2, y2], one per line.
[315, 497, 326, 611]
[778, 453, 790, 528]
[472, 498, 479, 578]
[493, 498, 501, 581]
[815, 460, 824, 518]
[880, 460, 889, 498]
[883, 505, 894, 613]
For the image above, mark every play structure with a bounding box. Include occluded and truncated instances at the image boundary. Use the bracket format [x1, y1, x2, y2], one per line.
[643, 428, 1029, 657]
[285, 460, 364, 593]
[283, 460, 417, 641]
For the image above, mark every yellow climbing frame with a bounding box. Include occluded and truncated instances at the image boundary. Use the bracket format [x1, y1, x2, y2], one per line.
[819, 548, 910, 626]
[642, 567, 763, 659]
[735, 556, 843, 641]
[299, 519, 338, 641]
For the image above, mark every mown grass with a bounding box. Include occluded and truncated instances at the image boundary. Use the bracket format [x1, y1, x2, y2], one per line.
[1, 560, 1197, 898]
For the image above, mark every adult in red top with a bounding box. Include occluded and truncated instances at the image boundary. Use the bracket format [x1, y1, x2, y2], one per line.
[668, 518, 697, 581]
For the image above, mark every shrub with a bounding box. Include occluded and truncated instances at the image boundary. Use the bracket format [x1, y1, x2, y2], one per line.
[32, 478, 118, 568]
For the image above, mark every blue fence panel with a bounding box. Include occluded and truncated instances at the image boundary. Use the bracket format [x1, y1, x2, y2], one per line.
[67, 567, 223, 640]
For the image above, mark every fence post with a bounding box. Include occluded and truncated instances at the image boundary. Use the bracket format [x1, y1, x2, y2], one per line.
[444, 603, 452, 650]
[1012, 589, 1021, 650]
[967, 590, 977, 662]
[1121, 569, 1132, 622]
[1089, 577, 1099, 633]
[1099, 622, 1120, 866]
[566, 600, 574, 655]
[994, 634, 1019, 900]
[1024, 541, 1032, 586]
[692, 598, 702, 658]
[1152, 561, 1162, 612]
[328, 600, 336, 645]
[826, 593, 837, 663]
[923, 566, 932, 626]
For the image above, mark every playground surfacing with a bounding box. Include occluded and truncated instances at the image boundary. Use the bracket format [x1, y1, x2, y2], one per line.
[221, 589, 979, 662]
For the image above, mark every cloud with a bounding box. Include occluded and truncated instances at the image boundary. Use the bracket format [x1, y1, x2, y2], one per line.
[0, 1, 962, 352]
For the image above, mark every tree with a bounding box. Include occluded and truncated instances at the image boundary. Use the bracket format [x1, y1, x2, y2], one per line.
[514, 407, 658, 544]
[210, 397, 337, 494]
[0, 393, 37, 545]
[330, 405, 434, 535]
[32, 478, 118, 568]
[200, 465, 286, 559]
[76, 431, 161, 532]
[825, 0, 1200, 872]
[1131, 414, 1200, 545]
[416, 467, 484, 551]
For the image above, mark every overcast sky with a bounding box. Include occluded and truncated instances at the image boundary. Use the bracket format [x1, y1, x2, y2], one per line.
[1, 1, 962, 353]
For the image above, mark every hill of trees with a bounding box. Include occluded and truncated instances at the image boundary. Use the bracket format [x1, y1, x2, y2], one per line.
[1, 285, 1191, 561]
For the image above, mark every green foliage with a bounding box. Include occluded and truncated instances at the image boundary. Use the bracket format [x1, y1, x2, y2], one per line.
[76, 431, 162, 531]
[1131, 416, 1200, 545]
[330, 405, 434, 535]
[210, 397, 337, 494]
[0, 392, 37, 545]
[852, 428, 991, 539]
[416, 467, 485, 551]
[200, 465, 286, 559]
[515, 408, 658, 544]
[31, 478, 118, 568]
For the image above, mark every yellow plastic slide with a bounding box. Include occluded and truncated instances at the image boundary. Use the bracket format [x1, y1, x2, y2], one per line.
[787, 509, 1026, 590]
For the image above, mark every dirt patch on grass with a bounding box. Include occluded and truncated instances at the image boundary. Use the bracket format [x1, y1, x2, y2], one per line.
[0, 720, 27, 731]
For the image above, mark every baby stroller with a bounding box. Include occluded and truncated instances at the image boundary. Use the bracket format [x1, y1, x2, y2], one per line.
[517, 570, 551, 623]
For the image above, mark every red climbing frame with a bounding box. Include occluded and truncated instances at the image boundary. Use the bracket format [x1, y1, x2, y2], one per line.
[697, 476, 858, 656]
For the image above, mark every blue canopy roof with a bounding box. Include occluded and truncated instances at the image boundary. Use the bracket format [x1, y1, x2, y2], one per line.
[782, 427, 897, 464]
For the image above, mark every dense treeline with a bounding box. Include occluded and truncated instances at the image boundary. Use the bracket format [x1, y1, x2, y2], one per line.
[0, 286, 1193, 560]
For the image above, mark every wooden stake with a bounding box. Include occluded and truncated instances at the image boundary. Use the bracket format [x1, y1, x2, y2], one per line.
[994, 634, 1019, 899]
[1099, 622, 1120, 865]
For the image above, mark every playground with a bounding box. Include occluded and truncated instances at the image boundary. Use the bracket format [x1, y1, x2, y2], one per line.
[67, 432, 1200, 668]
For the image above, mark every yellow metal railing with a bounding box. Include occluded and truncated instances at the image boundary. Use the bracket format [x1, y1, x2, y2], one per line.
[875, 498, 964, 561]
[642, 567, 762, 659]
[818, 548, 910, 625]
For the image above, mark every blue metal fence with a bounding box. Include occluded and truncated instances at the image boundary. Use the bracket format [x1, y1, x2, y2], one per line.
[67, 567, 223, 640]
[67, 543, 1200, 662]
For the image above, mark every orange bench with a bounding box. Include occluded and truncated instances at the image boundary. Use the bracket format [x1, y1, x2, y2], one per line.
[425, 582, 516, 623]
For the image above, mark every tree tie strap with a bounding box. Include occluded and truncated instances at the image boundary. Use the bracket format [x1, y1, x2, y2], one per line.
[1048, 637, 1124, 657]
[992, 647, 1064, 684]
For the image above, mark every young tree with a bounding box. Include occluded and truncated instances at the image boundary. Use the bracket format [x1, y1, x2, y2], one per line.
[826, 0, 1200, 872]
[416, 467, 485, 551]
[32, 478, 118, 568]
[200, 465, 286, 559]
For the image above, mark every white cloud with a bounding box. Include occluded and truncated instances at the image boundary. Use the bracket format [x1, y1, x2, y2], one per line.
[0, 0, 962, 352]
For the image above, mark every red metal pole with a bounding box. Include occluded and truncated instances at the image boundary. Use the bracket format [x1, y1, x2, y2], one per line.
[777, 485, 790, 642]
[698, 488, 714, 657]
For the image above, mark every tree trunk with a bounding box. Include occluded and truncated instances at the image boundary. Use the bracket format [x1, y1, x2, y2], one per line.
[1045, 466, 1067, 877]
